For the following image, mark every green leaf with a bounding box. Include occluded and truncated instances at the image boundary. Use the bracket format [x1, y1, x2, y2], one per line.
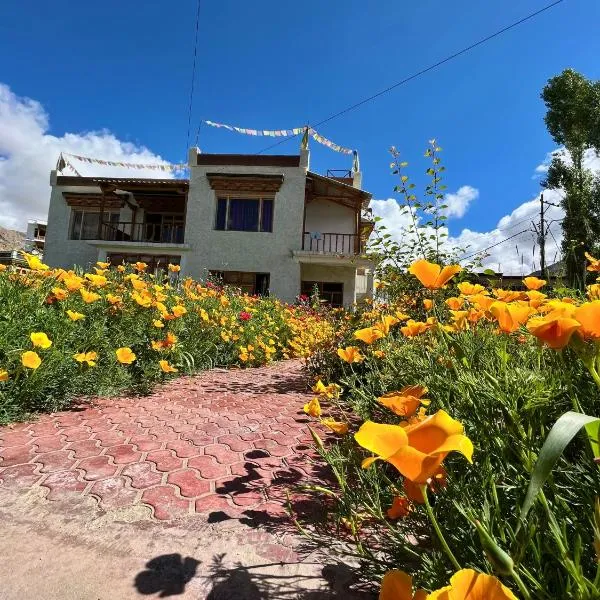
[518, 411, 600, 529]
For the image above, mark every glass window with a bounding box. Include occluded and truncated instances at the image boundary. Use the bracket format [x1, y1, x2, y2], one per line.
[215, 197, 273, 232]
[301, 281, 344, 307]
[209, 270, 270, 296]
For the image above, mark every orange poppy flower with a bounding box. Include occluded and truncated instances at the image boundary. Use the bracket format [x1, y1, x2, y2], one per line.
[492, 289, 525, 302]
[80, 289, 101, 304]
[404, 466, 447, 504]
[338, 346, 365, 363]
[377, 315, 400, 335]
[115, 347, 136, 364]
[355, 410, 473, 483]
[387, 496, 412, 519]
[538, 300, 577, 318]
[378, 385, 429, 418]
[526, 316, 581, 349]
[489, 301, 533, 333]
[573, 301, 600, 340]
[409, 259, 461, 290]
[321, 418, 349, 435]
[423, 299, 433, 311]
[468, 294, 495, 311]
[401, 320, 431, 338]
[585, 252, 600, 272]
[427, 568, 518, 600]
[526, 290, 547, 309]
[379, 570, 427, 600]
[457, 282, 487, 296]
[354, 327, 386, 345]
[445, 297, 465, 310]
[159, 360, 178, 373]
[587, 284, 600, 301]
[523, 276, 546, 290]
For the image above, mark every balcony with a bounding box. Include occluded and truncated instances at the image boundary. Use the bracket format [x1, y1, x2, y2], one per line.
[100, 222, 185, 245]
[302, 232, 362, 254]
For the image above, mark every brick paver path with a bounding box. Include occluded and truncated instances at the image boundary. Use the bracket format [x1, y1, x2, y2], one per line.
[0, 360, 325, 521]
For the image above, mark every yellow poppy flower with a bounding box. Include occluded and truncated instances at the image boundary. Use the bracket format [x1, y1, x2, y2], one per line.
[153, 319, 165, 328]
[321, 418, 349, 435]
[379, 570, 427, 600]
[30, 332, 52, 349]
[96, 261, 110, 269]
[527, 316, 581, 349]
[21, 351, 41, 369]
[337, 346, 365, 363]
[408, 259, 461, 290]
[52, 287, 69, 301]
[523, 276, 546, 290]
[573, 301, 600, 340]
[354, 326, 386, 345]
[66, 310, 85, 321]
[355, 410, 473, 483]
[22, 252, 49, 271]
[585, 252, 600, 272]
[172, 305, 187, 317]
[386, 496, 412, 520]
[159, 360, 178, 373]
[587, 284, 600, 301]
[303, 397, 322, 418]
[0, 369, 9, 382]
[423, 299, 433, 311]
[115, 347, 136, 364]
[73, 351, 98, 367]
[80, 289, 101, 303]
[0, 264, 6, 272]
[117, 264, 126, 272]
[427, 568, 518, 600]
[373, 350, 386, 359]
[168, 264, 181, 272]
[85, 273, 108, 287]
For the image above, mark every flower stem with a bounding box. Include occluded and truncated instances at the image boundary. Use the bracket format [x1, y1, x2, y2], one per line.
[421, 484, 461, 571]
[510, 570, 532, 600]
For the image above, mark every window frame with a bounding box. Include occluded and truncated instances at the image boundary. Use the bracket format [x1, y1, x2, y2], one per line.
[214, 194, 274, 233]
[209, 270, 270, 296]
[300, 281, 344, 307]
[69, 209, 120, 241]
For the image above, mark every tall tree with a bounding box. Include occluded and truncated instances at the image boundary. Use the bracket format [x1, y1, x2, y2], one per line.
[541, 68, 600, 288]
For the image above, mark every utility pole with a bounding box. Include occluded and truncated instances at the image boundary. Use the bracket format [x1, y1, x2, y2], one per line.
[532, 193, 561, 279]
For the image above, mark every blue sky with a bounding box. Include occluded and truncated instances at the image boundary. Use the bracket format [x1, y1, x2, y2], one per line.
[1, 0, 599, 271]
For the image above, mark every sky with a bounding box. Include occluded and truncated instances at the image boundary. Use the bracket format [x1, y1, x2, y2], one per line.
[1, 0, 599, 273]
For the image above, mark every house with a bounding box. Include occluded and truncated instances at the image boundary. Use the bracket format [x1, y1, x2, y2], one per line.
[24, 220, 47, 254]
[44, 147, 375, 306]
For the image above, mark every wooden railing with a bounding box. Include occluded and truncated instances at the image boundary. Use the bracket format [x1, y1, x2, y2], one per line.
[302, 232, 361, 254]
[101, 222, 185, 244]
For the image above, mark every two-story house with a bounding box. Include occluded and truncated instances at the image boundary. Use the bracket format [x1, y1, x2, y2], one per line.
[44, 147, 374, 306]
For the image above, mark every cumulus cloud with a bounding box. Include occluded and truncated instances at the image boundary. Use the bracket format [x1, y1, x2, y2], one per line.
[371, 149, 600, 275]
[444, 185, 479, 218]
[0, 83, 178, 230]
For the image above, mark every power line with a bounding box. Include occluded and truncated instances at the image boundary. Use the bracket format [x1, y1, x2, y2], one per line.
[256, 0, 565, 154]
[459, 229, 532, 261]
[185, 0, 202, 156]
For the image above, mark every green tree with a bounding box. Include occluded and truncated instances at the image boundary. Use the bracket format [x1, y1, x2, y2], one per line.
[541, 69, 600, 288]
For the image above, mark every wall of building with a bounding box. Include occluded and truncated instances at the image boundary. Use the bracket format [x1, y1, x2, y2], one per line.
[44, 174, 99, 270]
[304, 198, 356, 235]
[184, 159, 307, 303]
[300, 263, 357, 306]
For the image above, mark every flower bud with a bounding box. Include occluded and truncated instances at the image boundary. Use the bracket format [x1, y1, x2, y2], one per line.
[475, 520, 515, 576]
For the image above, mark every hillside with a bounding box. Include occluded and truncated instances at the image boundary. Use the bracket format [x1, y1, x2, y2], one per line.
[0, 226, 25, 251]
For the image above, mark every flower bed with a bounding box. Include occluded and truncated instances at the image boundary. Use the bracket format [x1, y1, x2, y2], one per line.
[0, 254, 328, 423]
[302, 257, 600, 599]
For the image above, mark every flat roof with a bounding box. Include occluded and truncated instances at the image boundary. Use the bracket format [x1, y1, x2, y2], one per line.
[196, 154, 300, 167]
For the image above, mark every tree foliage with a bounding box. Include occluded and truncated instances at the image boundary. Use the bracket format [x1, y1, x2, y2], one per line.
[541, 69, 600, 288]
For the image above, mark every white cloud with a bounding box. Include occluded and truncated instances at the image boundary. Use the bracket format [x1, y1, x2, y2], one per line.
[0, 83, 178, 231]
[371, 147, 600, 275]
[444, 185, 478, 218]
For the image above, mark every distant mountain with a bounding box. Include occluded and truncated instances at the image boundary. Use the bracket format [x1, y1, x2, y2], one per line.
[0, 226, 25, 251]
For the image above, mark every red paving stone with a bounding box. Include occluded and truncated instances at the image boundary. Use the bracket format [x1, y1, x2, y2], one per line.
[0, 360, 329, 521]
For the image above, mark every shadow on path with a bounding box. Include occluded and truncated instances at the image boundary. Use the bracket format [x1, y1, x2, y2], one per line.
[134, 553, 200, 597]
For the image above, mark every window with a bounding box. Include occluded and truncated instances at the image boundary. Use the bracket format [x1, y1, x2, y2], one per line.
[144, 213, 185, 243]
[215, 197, 273, 232]
[301, 281, 344, 307]
[107, 253, 180, 274]
[70, 210, 119, 240]
[209, 271, 270, 296]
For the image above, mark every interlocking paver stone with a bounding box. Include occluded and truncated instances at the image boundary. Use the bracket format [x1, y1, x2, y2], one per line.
[0, 360, 330, 521]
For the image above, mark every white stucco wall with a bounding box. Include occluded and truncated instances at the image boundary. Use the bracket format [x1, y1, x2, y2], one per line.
[300, 263, 357, 306]
[304, 198, 355, 235]
[183, 161, 307, 303]
[44, 174, 100, 270]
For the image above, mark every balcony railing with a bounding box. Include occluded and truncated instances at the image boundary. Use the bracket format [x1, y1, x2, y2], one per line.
[302, 232, 362, 254]
[100, 222, 185, 244]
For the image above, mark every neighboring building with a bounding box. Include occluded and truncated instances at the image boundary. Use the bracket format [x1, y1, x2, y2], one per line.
[45, 148, 375, 306]
[0, 250, 27, 268]
[24, 220, 47, 254]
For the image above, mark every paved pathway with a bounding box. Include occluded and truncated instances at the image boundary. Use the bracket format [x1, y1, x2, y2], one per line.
[0, 361, 372, 599]
[0, 360, 320, 521]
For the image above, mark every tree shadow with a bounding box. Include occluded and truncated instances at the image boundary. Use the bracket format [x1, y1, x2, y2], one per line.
[205, 553, 375, 599]
[134, 553, 200, 597]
